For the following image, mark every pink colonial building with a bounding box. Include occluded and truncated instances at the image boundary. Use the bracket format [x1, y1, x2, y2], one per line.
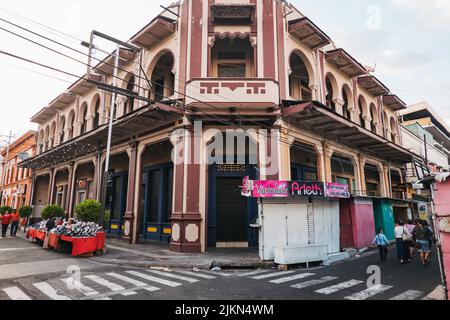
[21, 0, 418, 260]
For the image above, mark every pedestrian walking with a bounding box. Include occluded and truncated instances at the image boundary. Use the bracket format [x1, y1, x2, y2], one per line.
[406, 219, 417, 259]
[394, 221, 412, 264]
[43, 216, 56, 249]
[1, 211, 11, 238]
[9, 211, 20, 237]
[372, 229, 389, 262]
[413, 220, 434, 266]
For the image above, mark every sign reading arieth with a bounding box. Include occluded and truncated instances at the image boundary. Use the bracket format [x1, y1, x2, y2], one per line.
[241, 177, 349, 199]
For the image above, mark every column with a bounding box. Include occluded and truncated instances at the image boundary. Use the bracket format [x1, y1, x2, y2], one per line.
[358, 155, 367, 196]
[47, 169, 54, 205]
[351, 155, 362, 196]
[363, 115, 371, 131]
[169, 125, 202, 253]
[333, 98, 344, 116]
[280, 127, 294, 180]
[260, 127, 282, 180]
[65, 163, 75, 218]
[123, 142, 138, 244]
[92, 152, 102, 202]
[321, 142, 333, 183]
[48, 169, 56, 205]
[86, 115, 96, 132]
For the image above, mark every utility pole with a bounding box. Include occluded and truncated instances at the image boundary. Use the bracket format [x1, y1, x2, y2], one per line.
[0, 131, 14, 204]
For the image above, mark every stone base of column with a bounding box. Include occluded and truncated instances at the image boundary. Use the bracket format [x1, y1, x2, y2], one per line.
[122, 212, 135, 245]
[170, 213, 202, 253]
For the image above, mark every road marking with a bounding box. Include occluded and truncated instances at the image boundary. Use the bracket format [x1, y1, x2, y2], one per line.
[208, 272, 232, 277]
[176, 270, 216, 280]
[3, 287, 31, 300]
[33, 282, 71, 300]
[147, 270, 199, 283]
[252, 271, 296, 280]
[84, 275, 137, 296]
[62, 278, 100, 296]
[125, 271, 182, 287]
[345, 285, 393, 300]
[390, 290, 424, 301]
[239, 270, 272, 277]
[269, 273, 315, 284]
[316, 280, 364, 295]
[0, 247, 39, 252]
[106, 273, 160, 292]
[291, 276, 339, 290]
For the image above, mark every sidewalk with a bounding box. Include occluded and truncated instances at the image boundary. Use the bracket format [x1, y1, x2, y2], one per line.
[89, 236, 276, 270]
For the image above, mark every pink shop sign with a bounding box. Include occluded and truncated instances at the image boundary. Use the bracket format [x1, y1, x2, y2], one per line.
[325, 183, 351, 199]
[240, 177, 289, 198]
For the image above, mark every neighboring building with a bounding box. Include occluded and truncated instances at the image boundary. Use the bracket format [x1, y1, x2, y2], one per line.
[399, 103, 450, 220]
[21, 0, 418, 260]
[0, 131, 37, 211]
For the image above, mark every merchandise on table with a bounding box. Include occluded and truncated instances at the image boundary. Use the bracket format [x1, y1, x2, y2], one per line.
[51, 221, 103, 238]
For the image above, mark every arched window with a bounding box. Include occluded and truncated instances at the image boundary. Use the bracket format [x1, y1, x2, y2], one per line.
[370, 104, 378, 134]
[124, 75, 135, 114]
[358, 98, 365, 127]
[93, 98, 100, 129]
[150, 52, 175, 102]
[342, 87, 352, 120]
[59, 116, 66, 144]
[289, 52, 312, 101]
[325, 76, 336, 112]
[80, 104, 88, 135]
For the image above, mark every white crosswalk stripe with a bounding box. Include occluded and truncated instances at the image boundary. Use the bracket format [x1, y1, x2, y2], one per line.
[389, 290, 424, 301]
[291, 276, 339, 290]
[269, 273, 315, 284]
[252, 271, 296, 280]
[316, 280, 364, 295]
[147, 270, 199, 283]
[3, 287, 31, 300]
[176, 270, 217, 280]
[125, 271, 182, 287]
[84, 275, 137, 296]
[33, 282, 71, 300]
[209, 272, 232, 277]
[106, 273, 160, 292]
[239, 270, 272, 277]
[345, 284, 393, 300]
[62, 278, 101, 296]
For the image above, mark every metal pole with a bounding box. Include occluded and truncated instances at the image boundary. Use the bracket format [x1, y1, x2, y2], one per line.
[99, 44, 120, 227]
[424, 134, 428, 167]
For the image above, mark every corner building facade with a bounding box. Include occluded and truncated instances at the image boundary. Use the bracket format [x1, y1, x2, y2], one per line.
[22, 0, 417, 258]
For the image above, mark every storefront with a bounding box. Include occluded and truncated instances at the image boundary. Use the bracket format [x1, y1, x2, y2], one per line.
[373, 198, 395, 241]
[241, 179, 349, 264]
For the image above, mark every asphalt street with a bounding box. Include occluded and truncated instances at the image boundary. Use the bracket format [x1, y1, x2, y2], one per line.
[0, 234, 442, 301]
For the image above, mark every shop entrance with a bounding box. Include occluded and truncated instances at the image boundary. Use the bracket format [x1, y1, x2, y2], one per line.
[208, 163, 258, 248]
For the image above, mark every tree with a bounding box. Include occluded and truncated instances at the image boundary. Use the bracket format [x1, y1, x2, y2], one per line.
[0, 206, 14, 214]
[19, 206, 33, 218]
[75, 200, 101, 222]
[42, 205, 65, 220]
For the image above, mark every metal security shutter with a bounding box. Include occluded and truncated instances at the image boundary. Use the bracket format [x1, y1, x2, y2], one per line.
[216, 177, 248, 242]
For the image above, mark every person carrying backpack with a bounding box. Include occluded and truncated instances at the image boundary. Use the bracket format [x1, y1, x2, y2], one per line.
[372, 228, 389, 262]
[413, 220, 433, 266]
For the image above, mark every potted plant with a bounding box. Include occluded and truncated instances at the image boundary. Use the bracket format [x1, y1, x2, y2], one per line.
[19, 206, 33, 232]
[74, 200, 101, 222]
[41, 205, 65, 220]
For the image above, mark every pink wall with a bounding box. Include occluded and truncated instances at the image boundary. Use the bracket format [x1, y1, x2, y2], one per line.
[351, 201, 376, 249]
[435, 182, 450, 294]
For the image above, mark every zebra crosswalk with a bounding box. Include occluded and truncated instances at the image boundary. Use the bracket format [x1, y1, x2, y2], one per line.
[238, 269, 426, 300]
[1, 268, 217, 301]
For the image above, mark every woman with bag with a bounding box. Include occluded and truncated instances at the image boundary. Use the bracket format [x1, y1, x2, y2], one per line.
[394, 221, 411, 264]
[413, 220, 433, 266]
[372, 229, 389, 262]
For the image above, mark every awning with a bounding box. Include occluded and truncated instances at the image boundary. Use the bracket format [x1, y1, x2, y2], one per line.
[20, 103, 183, 171]
[288, 17, 332, 49]
[383, 94, 407, 111]
[357, 75, 390, 97]
[283, 101, 418, 165]
[325, 49, 367, 78]
[131, 17, 177, 49]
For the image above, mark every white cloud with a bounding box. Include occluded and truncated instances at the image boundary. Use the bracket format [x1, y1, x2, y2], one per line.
[392, 0, 450, 28]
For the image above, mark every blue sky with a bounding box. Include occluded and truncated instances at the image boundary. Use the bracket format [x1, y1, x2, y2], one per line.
[0, 0, 449, 142]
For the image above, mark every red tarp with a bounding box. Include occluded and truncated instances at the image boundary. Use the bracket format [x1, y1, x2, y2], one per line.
[26, 228, 36, 239]
[71, 237, 97, 257]
[48, 234, 59, 249]
[35, 230, 46, 241]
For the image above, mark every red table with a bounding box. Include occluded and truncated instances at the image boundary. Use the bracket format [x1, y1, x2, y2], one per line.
[48, 234, 60, 249]
[26, 228, 36, 239]
[59, 233, 106, 257]
[35, 230, 46, 242]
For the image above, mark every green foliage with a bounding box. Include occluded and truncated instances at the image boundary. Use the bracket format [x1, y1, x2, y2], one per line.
[75, 200, 101, 222]
[19, 206, 33, 218]
[0, 206, 14, 214]
[42, 205, 65, 220]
